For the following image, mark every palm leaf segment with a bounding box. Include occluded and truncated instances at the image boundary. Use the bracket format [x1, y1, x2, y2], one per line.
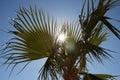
[83, 73, 118, 80]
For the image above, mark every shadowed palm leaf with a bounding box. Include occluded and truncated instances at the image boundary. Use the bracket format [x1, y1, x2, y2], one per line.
[79, 0, 120, 39]
[76, 22, 112, 74]
[83, 73, 117, 80]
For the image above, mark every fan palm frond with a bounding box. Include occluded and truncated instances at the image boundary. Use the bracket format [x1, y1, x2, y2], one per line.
[94, 74, 118, 80]
[83, 73, 117, 80]
[37, 22, 83, 80]
[38, 57, 59, 80]
[90, 22, 107, 46]
[66, 22, 82, 42]
[101, 17, 120, 39]
[38, 45, 66, 80]
[1, 6, 60, 77]
[76, 40, 112, 73]
[79, 0, 120, 40]
[76, 22, 112, 73]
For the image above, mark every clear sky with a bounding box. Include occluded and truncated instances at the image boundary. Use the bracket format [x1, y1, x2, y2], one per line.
[0, 0, 120, 80]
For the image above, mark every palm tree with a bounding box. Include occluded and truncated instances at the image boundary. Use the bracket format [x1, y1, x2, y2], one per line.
[0, 0, 120, 80]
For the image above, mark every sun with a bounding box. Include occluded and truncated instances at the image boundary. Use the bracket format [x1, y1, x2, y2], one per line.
[58, 33, 66, 42]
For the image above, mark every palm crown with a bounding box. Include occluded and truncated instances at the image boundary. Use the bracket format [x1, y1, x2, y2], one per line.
[1, 0, 120, 80]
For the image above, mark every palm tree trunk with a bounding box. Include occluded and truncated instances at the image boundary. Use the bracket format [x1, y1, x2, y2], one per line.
[78, 53, 86, 74]
[63, 67, 79, 80]
[62, 56, 79, 80]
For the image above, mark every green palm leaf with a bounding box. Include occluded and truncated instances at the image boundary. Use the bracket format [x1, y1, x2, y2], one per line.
[8, 8, 57, 62]
[83, 73, 117, 80]
[90, 22, 107, 46]
[1, 7, 60, 79]
[75, 22, 113, 73]
[79, 0, 120, 39]
[1, 6, 82, 80]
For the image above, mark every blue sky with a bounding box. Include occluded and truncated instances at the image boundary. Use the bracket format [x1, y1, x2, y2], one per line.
[0, 0, 120, 80]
